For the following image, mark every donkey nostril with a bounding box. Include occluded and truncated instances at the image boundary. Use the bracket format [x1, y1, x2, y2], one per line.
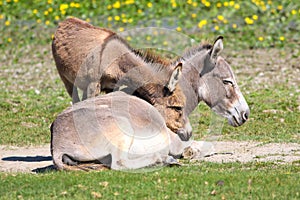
[242, 111, 249, 121]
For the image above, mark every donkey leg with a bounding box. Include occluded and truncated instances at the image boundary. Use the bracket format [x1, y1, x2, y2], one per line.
[59, 75, 80, 103]
[84, 81, 101, 100]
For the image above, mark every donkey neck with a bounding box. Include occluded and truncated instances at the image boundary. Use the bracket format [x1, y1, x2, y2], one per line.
[179, 51, 207, 115]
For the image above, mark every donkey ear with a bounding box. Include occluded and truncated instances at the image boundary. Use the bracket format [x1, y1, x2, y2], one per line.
[166, 63, 182, 92]
[210, 36, 223, 60]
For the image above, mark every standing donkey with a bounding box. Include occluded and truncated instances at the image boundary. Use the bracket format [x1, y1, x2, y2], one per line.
[52, 17, 192, 141]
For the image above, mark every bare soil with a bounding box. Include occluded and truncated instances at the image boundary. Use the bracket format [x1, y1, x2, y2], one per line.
[1, 141, 299, 173]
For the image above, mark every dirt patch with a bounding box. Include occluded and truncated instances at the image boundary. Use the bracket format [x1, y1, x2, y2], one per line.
[1, 141, 299, 173]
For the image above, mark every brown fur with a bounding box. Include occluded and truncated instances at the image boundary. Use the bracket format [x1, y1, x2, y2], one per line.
[52, 17, 190, 137]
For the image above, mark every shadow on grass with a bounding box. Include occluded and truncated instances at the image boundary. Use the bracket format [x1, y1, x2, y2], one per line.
[2, 156, 52, 162]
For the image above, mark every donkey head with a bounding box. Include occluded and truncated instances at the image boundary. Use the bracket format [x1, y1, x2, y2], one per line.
[197, 36, 250, 126]
[118, 63, 192, 141]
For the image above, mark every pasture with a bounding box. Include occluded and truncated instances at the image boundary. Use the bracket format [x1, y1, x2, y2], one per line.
[0, 0, 299, 199]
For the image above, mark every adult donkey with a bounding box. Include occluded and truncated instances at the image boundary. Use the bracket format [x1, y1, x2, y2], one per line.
[51, 91, 189, 170]
[136, 36, 250, 133]
[52, 17, 192, 140]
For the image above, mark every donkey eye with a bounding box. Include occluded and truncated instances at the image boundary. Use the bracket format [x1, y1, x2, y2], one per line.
[168, 106, 183, 112]
[222, 80, 233, 85]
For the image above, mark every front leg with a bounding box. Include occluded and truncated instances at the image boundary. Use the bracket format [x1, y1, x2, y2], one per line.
[83, 82, 101, 100]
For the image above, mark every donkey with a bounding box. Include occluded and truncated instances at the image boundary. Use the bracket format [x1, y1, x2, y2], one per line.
[134, 37, 250, 131]
[175, 36, 250, 128]
[52, 17, 192, 140]
[51, 91, 189, 170]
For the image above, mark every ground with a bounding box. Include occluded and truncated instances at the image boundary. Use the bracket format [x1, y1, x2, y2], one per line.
[0, 45, 299, 173]
[1, 141, 299, 173]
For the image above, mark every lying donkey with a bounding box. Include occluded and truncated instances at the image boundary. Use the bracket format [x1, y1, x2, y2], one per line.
[51, 91, 190, 170]
[52, 17, 191, 140]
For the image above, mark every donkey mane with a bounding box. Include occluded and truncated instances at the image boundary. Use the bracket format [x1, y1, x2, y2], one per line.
[179, 42, 212, 61]
[133, 49, 173, 67]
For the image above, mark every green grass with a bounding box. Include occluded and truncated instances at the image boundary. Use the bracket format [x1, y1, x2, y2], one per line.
[0, 1, 299, 199]
[0, 163, 299, 199]
[191, 85, 300, 143]
[1, 0, 299, 49]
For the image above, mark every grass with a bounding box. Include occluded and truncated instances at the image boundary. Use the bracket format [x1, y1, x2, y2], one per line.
[0, 1, 299, 199]
[1, 0, 299, 49]
[0, 163, 299, 199]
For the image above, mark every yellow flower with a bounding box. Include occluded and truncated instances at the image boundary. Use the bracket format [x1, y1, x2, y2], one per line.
[217, 15, 224, 21]
[172, 2, 177, 8]
[122, 18, 128, 23]
[61, 10, 66, 15]
[191, 13, 196, 18]
[245, 17, 254, 25]
[223, 1, 229, 7]
[60, 4, 69, 11]
[146, 36, 151, 41]
[0, 1, 2, 5]
[0, 14, 3, 19]
[113, 1, 120, 9]
[267, 0, 272, 4]
[74, 3, 80, 8]
[277, 5, 282, 10]
[119, 27, 124, 32]
[128, 18, 133, 23]
[223, 19, 228, 24]
[6, 0, 11, 2]
[198, 19, 207, 29]
[121, 13, 126, 18]
[44, 11, 49, 15]
[5, 20, 10, 26]
[13, 0, 18, 2]
[51, 34, 54, 39]
[48, 7, 53, 12]
[114, 16, 120, 21]
[187, 0, 192, 5]
[138, 9, 143, 14]
[163, 41, 168, 46]
[55, 15, 60, 20]
[176, 27, 182, 32]
[147, 2, 152, 8]
[279, 36, 285, 41]
[125, 0, 134, 5]
[261, 6, 267, 11]
[107, 16, 112, 21]
[37, 19, 41, 23]
[7, 38, 12, 42]
[70, 2, 76, 8]
[291, 10, 297, 15]
[229, 1, 235, 6]
[45, 20, 50, 25]
[234, 4, 240, 9]
[204, 2, 210, 7]
[232, 23, 237, 29]
[47, 0, 52, 4]
[107, 5, 112, 9]
[86, 18, 90, 22]
[216, 2, 222, 8]
[214, 25, 219, 31]
[126, 36, 132, 41]
[258, 37, 264, 41]
[192, 2, 197, 7]
[252, 15, 258, 20]
[33, 9, 38, 14]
